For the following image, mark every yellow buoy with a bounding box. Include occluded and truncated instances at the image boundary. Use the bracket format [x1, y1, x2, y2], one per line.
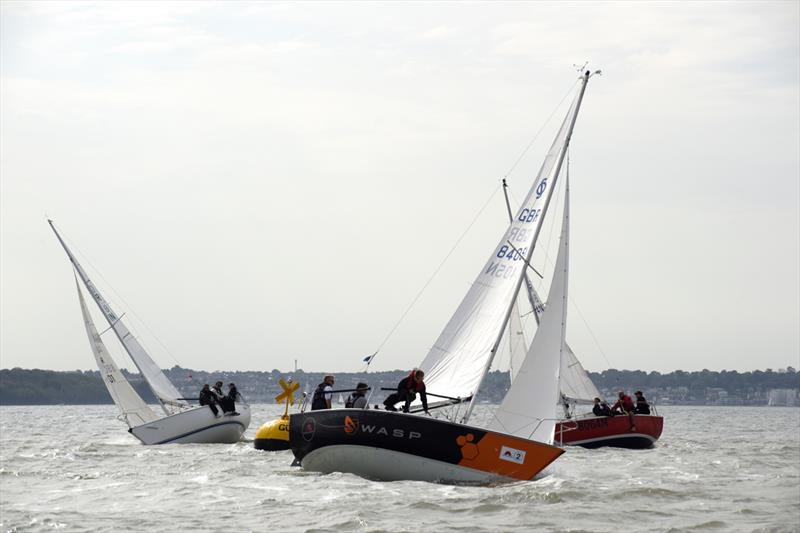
[254, 377, 299, 451]
[254, 416, 291, 450]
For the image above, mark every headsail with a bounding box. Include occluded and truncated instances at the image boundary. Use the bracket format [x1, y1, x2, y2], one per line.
[417, 75, 591, 410]
[488, 179, 572, 444]
[49, 221, 187, 411]
[559, 344, 601, 404]
[76, 276, 159, 427]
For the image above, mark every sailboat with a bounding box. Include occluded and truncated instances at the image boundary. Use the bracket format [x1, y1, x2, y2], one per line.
[288, 70, 599, 483]
[495, 173, 663, 449]
[49, 221, 251, 444]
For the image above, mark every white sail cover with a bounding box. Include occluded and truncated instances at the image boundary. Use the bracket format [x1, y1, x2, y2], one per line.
[50, 222, 187, 409]
[489, 181, 571, 444]
[76, 278, 159, 426]
[418, 88, 584, 403]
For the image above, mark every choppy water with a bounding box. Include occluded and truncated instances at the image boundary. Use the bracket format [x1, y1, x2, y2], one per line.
[1, 405, 798, 532]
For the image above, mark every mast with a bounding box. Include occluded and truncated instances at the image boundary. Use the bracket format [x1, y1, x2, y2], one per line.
[463, 70, 594, 422]
[48, 220, 178, 415]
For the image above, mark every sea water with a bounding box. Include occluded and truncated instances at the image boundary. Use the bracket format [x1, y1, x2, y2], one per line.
[1, 405, 798, 532]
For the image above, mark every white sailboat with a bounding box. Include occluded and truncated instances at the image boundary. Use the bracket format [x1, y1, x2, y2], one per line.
[50, 220, 251, 444]
[288, 70, 599, 483]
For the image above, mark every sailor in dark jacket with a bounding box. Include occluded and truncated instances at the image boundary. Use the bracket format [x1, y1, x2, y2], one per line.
[223, 383, 240, 416]
[199, 384, 220, 417]
[311, 375, 335, 410]
[383, 369, 429, 414]
[634, 391, 651, 415]
[592, 397, 612, 417]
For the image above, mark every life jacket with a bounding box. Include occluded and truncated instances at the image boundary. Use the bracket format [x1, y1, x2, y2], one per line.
[621, 395, 635, 411]
[311, 382, 329, 410]
[345, 393, 362, 408]
[402, 372, 425, 393]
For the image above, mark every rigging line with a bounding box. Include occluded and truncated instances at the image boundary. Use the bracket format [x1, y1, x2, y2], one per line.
[59, 230, 184, 369]
[503, 79, 580, 180]
[367, 181, 504, 368]
[569, 296, 614, 370]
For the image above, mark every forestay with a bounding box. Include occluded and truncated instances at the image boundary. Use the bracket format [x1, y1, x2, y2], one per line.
[417, 86, 585, 404]
[488, 180, 572, 444]
[49, 221, 187, 410]
[76, 277, 159, 427]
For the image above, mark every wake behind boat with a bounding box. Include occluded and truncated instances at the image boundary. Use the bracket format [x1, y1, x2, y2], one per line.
[50, 220, 250, 444]
[288, 70, 599, 483]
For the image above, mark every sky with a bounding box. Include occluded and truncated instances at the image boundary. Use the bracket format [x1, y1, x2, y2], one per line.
[1, 1, 798, 374]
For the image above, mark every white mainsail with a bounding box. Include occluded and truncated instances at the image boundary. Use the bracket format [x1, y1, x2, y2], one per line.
[488, 179, 572, 443]
[418, 78, 589, 408]
[49, 221, 187, 411]
[76, 277, 159, 427]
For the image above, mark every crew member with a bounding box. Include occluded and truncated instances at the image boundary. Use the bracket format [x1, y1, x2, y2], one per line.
[212, 380, 234, 415]
[224, 383, 240, 416]
[634, 390, 650, 415]
[311, 375, 335, 410]
[199, 384, 220, 417]
[592, 397, 612, 417]
[345, 383, 369, 409]
[611, 390, 636, 431]
[383, 369, 428, 414]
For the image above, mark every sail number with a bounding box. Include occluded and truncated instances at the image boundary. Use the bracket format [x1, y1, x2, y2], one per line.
[496, 245, 527, 260]
[518, 208, 541, 223]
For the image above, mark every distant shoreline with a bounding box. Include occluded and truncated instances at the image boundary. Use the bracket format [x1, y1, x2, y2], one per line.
[1, 367, 798, 406]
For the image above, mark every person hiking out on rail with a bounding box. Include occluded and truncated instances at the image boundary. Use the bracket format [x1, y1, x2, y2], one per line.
[383, 369, 429, 414]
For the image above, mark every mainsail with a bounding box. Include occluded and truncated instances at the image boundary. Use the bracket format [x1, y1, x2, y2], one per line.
[49, 221, 187, 411]
[418, 75, 591, 411]
[76, 277, 159, 426]
[488, 179, 572, 443]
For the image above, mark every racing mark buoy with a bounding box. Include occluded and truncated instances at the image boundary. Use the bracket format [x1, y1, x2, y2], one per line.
[254, 416, 291, 451]
[254, 377, 299, 451]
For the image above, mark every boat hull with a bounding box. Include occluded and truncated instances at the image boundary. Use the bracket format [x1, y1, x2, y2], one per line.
[554, 414, 663, 449]
[130, 404, 251, 445]
[289, 409, 563, 483]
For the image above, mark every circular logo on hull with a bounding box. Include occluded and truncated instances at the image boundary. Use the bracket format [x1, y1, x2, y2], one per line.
[301, 417, 316, 441]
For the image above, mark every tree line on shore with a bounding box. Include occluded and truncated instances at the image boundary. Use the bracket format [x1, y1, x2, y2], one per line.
[0, 366, 797, 406]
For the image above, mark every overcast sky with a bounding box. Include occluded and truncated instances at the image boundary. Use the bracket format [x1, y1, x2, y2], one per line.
[1, 1, 798, 375]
